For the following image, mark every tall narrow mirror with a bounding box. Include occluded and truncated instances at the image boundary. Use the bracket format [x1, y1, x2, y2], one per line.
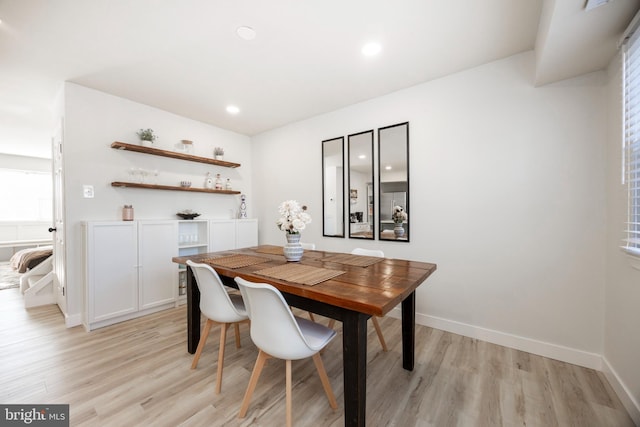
[348, 130, 374, 240]
[322, 137, 345, 237]
[378, 122, 409, 241]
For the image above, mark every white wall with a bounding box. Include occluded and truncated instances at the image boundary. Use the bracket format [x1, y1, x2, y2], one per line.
[252, 51, 608, 366]
[604, 55, 640, 424]
[62, 83, 252, 319]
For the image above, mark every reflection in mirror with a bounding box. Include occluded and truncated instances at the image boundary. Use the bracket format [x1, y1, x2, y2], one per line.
[348, 130, 374, 240]
[322, 137, 345, 237]
[378, 122, 409, 242]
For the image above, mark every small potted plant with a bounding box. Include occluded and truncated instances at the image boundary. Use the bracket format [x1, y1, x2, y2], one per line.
[214, 147, 224, 160]
[137, 128, 157, 147]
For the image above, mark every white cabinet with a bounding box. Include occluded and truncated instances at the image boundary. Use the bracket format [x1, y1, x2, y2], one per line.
[209, 219, 236, 251]
[84, 222, 138, 327]
[210, 218, 258, 251]
[236, 219, 258, 248]
[139, 221, 178, 309]
[83, 220, 177, 331]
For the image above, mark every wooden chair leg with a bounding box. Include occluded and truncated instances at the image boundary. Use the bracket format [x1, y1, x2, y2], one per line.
[238, 350, 269, 418]
[191, 318, 213, 369]
[327, 319, 336, 330]
[286, 359, 292, 427]
[234, 323, 241, 349]
[215, 323, 229, 394]
[307, 312, 316, 322]
[371, 316, 388, 351]
[312, 353, 338, 410]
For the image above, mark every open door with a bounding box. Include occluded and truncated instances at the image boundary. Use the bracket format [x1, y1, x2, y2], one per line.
[51, 121, 66, 314]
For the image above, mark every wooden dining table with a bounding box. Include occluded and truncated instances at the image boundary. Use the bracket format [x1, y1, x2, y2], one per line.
[172, 245, 437, 427]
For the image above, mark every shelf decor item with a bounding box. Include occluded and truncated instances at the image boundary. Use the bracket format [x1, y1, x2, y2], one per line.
[239, 194, 247, 219]
[214, 147, 224, 160]
[177, 210, 200, 220]
[137, 128, 157, 147]
[204, 172, 213, 189]
[276, 200, 311, 262]
[180, 139, 193, 154]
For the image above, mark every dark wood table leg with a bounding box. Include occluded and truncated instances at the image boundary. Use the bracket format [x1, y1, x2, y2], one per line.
[342, 310, 368, 427]
[186, 266, 200, 354]
[401, 290, 416, 370]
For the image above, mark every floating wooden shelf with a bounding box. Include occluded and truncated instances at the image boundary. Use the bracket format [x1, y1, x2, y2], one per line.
[111, 141, 240, 168]
[111, 182, 241, 195]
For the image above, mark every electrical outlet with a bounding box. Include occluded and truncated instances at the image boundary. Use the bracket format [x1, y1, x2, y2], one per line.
[83, 185, 94, 198]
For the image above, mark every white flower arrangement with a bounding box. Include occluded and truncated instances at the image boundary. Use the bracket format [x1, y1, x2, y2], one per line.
[392, 205, 407, 224]
[276, 200, 311, 234]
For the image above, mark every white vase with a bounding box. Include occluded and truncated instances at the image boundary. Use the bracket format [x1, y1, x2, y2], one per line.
[283, 233, 303, 262]
[140, 140, 152, 148]
[393, 223, 405, 238]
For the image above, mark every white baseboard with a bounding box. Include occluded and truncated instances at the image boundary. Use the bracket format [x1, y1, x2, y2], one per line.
[387, 308, 602, 369]
[603, 357, 640, 426]
[64, 312, 82, 328]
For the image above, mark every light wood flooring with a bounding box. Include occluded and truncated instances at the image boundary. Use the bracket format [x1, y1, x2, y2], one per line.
[0, 287, 634, 426]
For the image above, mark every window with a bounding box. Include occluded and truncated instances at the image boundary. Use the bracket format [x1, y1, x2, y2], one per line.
[0, 169, 52, 221]
[623, 19, 640, 256]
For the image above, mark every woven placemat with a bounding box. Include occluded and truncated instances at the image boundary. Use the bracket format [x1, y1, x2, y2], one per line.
[255, 264, 345, 286]
[321, 253, 383, 267]
[254, 246, 284, 256]
[202, 254, 269, 269]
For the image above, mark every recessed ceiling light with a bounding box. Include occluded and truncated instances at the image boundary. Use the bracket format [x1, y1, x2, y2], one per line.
[226, 105, 240, 114]
[358, 154, 366, 159]
[362, 42, 382, 56]
[385, 166, 392, 170]
[236, 26, 256, 41]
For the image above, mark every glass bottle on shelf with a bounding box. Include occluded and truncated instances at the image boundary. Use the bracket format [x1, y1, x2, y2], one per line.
[225, 178, 232, 190]
[204, 172, 213, 189]
[215, 173, 223, 190]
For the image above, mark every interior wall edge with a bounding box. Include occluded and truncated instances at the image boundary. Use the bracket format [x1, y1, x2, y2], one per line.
[602, 356, 640, 426]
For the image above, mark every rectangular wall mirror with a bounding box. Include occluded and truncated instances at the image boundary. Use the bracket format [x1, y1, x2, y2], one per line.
[348, 130, 374, 240]
[378, 122, 409, 241]
[322, 137, 345, 237]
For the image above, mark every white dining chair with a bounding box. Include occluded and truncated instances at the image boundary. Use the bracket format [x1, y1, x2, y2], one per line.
[235, 277, 338, 427]
[186, 260, 249, 394]
[326, 248, 388, 351]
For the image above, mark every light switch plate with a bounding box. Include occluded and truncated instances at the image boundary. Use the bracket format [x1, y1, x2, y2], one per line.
[83, 185, 94, 198]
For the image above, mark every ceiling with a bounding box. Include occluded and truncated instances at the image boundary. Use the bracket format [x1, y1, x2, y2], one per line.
[0, 0, 638, 159]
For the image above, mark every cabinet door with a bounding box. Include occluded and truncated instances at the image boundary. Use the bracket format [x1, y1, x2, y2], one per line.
[236, 219, 258, 248]
[86, 222, 138, 323]
[138, 221, 177, 309]
[209, 220, 236, 251]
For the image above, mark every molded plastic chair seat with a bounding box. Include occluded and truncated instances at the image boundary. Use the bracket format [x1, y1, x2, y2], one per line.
[187, 260, 249, 394]
[235, 276, 338, 427]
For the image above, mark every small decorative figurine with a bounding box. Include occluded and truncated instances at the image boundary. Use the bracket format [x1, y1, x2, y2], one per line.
[215, 173, 223, 190]
[204, 172, 213, 189]
[239, 194, 247, 218]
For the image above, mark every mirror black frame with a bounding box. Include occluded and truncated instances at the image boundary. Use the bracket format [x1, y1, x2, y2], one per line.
[322, 137, 345, 238]
[348, 130, 374, 240]
[378, 122, 410, 242]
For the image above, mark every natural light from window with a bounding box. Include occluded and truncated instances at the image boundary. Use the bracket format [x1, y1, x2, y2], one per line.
[0, 169, 52, 221]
